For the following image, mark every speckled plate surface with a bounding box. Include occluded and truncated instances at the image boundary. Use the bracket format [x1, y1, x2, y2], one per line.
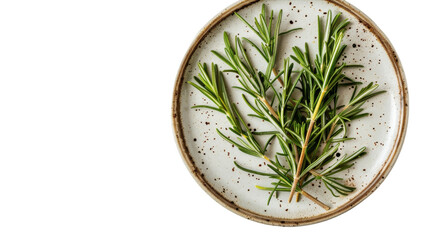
[172, 0, 408, 226]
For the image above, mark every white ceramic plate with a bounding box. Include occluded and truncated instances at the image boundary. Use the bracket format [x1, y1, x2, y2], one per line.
[173, 0, 408, 226]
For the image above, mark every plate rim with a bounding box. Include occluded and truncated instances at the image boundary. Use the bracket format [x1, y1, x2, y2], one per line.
[171, 0, 408, 226]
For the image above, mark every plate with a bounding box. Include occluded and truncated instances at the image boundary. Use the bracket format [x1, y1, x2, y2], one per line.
[172, 0, 408, 226]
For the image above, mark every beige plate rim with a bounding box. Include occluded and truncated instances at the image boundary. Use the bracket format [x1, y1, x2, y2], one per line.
[172, 0, 409, 226]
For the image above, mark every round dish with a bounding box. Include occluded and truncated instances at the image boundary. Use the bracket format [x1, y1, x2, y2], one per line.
[172, 0, 408, 226]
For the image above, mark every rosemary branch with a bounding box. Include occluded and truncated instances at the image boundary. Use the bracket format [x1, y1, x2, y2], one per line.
[189, 5, 383, 211]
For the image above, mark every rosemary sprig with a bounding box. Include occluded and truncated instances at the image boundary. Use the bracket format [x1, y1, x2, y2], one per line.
[189, 63, 268, 160]
[233, 4, 301, 86]
[212, 5, 299, 120]
[287, 11, 352, 201]
[189, 5, 384, 210]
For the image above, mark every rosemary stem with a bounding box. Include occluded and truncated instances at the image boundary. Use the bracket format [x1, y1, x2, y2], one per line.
[326, 104, 350, 141]
[288, 88, 327, 202]
[301, 190, 330, 210]
[293, 145, 301, 202]
[259, 97, 279, 120]
[326, 119, 338, 142]
[272, 69, 284, 86]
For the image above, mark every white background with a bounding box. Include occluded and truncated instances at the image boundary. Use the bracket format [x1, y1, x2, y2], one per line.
[0, 0, 426, 239]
